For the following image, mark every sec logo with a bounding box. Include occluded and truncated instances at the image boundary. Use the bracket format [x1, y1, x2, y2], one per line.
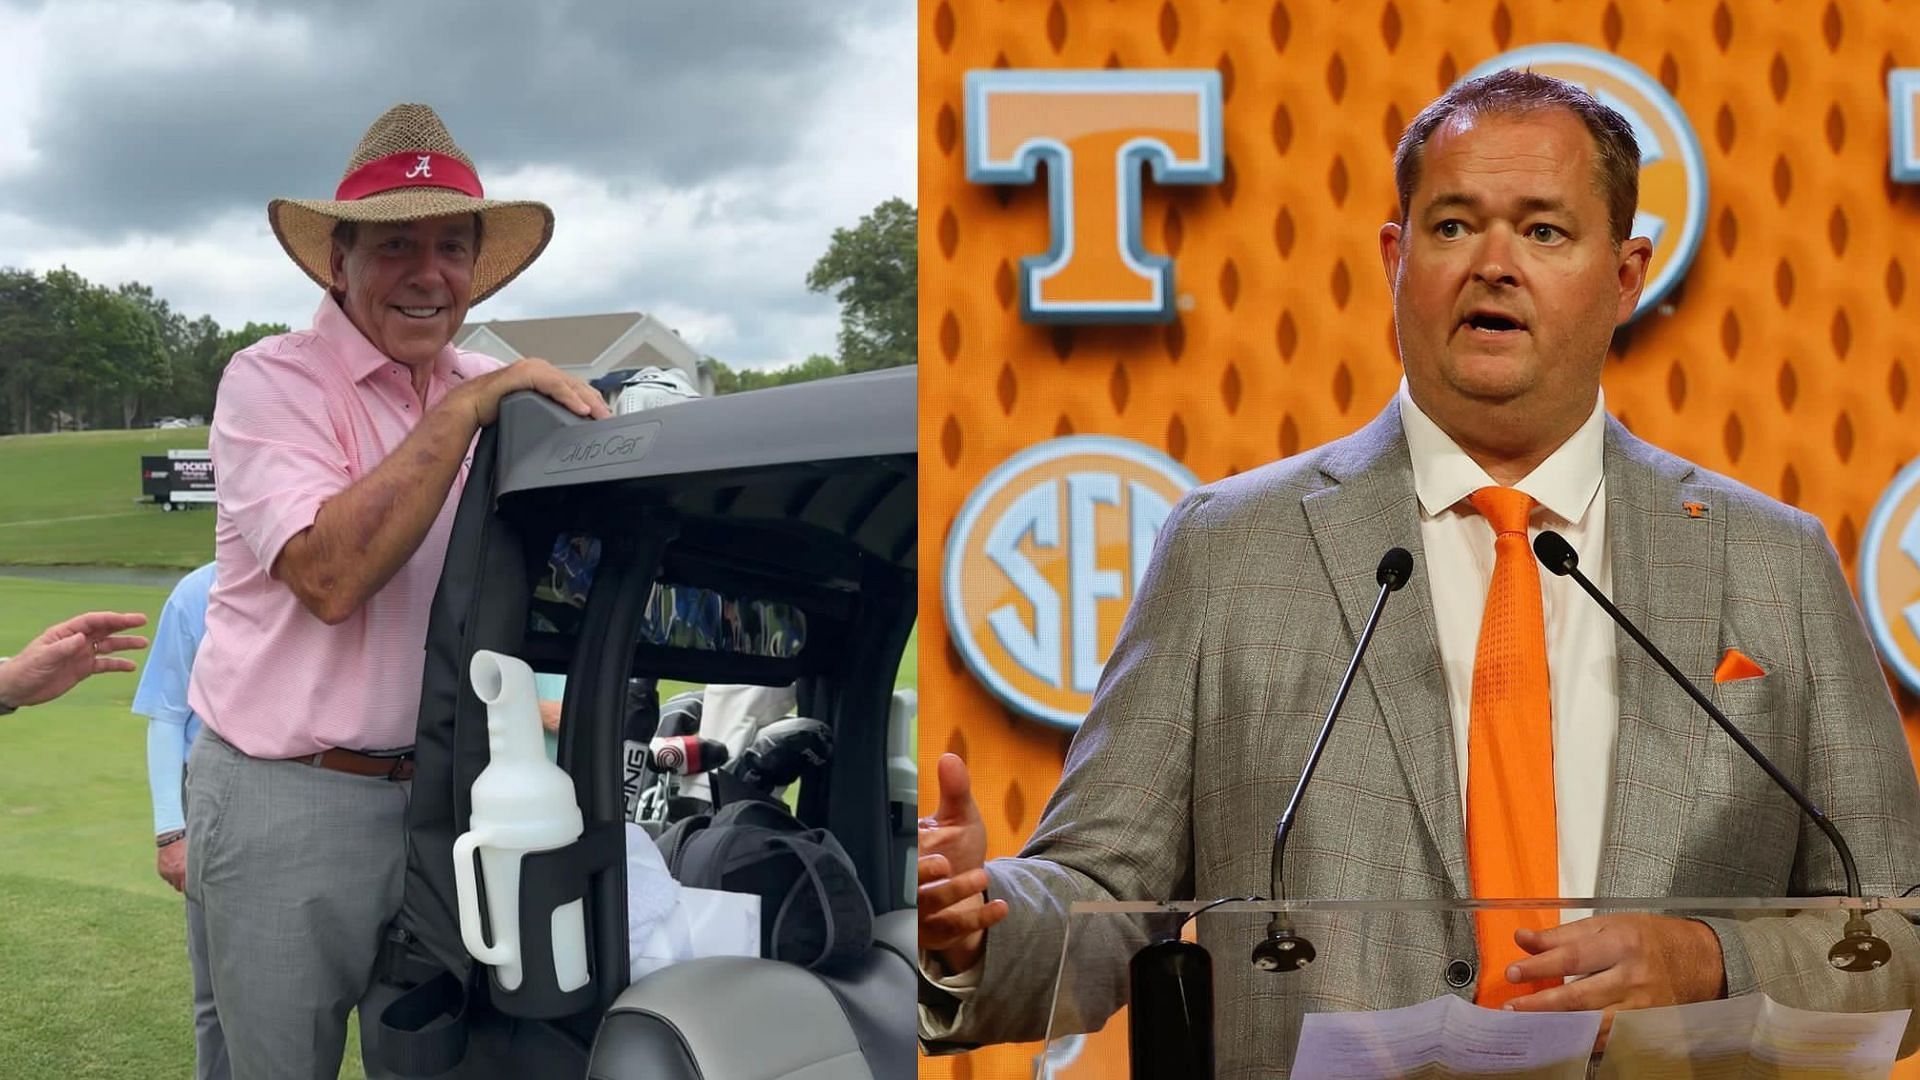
[1860, 460, 1920, 693]
[944, 436, 1198, 730]
[1462, 44, 1707, 322]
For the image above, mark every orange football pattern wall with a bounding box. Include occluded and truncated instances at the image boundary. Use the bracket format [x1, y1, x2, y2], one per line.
[918, 2, 1920, 1076]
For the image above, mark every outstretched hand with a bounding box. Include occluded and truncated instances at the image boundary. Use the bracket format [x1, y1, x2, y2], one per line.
[0, 611, 149, 709]
[917, 753, 1008, 975]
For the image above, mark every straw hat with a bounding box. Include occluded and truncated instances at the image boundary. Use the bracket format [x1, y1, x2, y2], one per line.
[268, 103, 553, 305]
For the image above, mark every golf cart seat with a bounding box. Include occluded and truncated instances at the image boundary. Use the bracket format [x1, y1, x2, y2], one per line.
[586, 909, 916, 1079]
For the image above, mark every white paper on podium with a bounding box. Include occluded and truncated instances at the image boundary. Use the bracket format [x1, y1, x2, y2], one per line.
[1291, 993, 1601, 1079]
[1596, 993, 1909, 1079]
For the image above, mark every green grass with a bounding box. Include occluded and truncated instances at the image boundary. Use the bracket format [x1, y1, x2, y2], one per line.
[0, 576, 371, 1078]
[0, 427, 215, 569]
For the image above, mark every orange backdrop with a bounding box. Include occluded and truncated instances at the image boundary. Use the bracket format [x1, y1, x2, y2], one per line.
[918, 2, 1920, 1076]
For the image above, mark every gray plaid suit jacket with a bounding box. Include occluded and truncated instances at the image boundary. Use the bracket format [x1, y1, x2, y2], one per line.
[929, 400, 1920, 1077]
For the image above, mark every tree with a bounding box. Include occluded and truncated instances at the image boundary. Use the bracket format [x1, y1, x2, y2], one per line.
[94, 286, 167, 429]
[113, 283, 179, 427]
[705, 353, 846, 395]
[0, 270, 56, 433]
[805, 197, 915, 373]
[35, 269, 167, 431]
[0, 266, 286, 433]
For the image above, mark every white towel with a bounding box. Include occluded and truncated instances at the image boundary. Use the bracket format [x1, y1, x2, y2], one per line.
[624, 821, 681, 953]
[625, 822, 762, 981]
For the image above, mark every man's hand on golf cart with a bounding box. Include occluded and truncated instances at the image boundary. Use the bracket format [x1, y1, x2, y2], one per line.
[917, 753, 1007, 977]
[456, 357, 610, 426]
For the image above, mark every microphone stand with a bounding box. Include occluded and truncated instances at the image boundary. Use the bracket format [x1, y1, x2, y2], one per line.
[1252, 548, 1413, 972]
[1533, 530, 1890, 972]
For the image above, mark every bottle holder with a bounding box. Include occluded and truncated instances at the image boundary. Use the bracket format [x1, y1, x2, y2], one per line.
[478, 820, 625, 1019]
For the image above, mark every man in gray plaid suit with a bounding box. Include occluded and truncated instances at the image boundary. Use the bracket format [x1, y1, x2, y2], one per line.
[918, 71, 1920, 1075]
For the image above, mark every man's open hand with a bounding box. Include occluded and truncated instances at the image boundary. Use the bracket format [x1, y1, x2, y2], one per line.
[0, 611, 149, 708]
[917, 753, 1008, 975]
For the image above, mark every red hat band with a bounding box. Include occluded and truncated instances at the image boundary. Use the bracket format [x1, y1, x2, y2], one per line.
[334, 151, 484, 202]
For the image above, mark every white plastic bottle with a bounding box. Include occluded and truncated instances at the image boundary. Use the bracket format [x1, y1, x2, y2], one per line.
[452, 650, 589, 993]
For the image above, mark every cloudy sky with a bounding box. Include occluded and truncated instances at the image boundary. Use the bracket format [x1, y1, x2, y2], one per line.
[0, 0, 914, 370]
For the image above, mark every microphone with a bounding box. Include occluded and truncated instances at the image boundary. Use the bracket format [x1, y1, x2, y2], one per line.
[1532, 530, 1891, 973]
[647, 735, 730, 776]
[1252, 547, 1415, 973]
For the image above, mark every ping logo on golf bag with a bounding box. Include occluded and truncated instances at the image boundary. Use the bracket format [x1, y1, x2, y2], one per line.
[964, 69, 1223, 324]
[1860, 460, 1920, 693]
[944, 436, 1197, 730]
[1462, 44, 1707, 322]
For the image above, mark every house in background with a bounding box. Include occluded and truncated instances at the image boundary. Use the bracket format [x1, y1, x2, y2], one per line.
[455, 311, 714, 402]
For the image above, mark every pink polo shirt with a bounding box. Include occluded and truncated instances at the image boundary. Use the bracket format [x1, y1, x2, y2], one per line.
[187, 297, 502, 758]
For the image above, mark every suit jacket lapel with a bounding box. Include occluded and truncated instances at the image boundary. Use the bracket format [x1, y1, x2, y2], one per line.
[1595, 420, 1717, 896]
[1303, 401, 1471, 897]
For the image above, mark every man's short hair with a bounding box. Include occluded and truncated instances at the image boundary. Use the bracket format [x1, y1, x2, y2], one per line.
[1393, 69, 1641, 246]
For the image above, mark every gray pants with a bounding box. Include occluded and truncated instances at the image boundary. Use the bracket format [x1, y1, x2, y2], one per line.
[186, 893, 231, 1080]
[181, 770, 232, 1080]
[186, 728, 408, 1080]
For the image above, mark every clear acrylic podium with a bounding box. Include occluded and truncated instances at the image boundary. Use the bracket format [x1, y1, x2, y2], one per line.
[1037, 897, 1920, 1079]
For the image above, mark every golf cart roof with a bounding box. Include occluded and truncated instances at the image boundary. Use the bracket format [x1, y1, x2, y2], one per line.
[489, 366, 915, 570]
[493, 365, 913, 494]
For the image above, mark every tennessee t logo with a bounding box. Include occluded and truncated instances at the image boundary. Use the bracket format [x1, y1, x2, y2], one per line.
[965, 70, 1223, 324]
[1892, 70, 1920, 182]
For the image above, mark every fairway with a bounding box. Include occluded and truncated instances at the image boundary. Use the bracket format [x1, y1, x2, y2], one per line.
[0, 427, 215, 569]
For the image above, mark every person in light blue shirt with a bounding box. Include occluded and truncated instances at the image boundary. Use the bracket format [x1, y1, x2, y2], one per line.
[131, 561, 228, 1080]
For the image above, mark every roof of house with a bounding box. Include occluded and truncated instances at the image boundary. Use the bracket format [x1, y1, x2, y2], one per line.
[456, 312, 650, 369]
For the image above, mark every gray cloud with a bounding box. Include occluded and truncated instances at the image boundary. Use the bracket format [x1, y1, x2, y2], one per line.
[0, 0, 911, 369]
[3, 0, 894, 238]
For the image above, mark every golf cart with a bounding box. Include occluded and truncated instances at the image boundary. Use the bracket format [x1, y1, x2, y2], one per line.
[373, 366, 917, 1078]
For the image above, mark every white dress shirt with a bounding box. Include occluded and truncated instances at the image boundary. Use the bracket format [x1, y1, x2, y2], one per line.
[1398, 381, 1618, 905]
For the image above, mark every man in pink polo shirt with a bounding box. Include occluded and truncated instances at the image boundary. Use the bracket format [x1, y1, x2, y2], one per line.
[183, 103, 609, 1079]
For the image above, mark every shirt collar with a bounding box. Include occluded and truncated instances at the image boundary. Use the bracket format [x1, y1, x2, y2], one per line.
[1397, 379, 1606, 525]
[312, 296, 460, 386]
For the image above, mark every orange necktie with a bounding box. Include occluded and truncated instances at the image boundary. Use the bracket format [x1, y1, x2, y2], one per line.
[1465, 486, 1560, 1009]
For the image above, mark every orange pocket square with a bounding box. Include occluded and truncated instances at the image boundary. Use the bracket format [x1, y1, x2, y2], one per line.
[1714, 648, 1766, 684]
